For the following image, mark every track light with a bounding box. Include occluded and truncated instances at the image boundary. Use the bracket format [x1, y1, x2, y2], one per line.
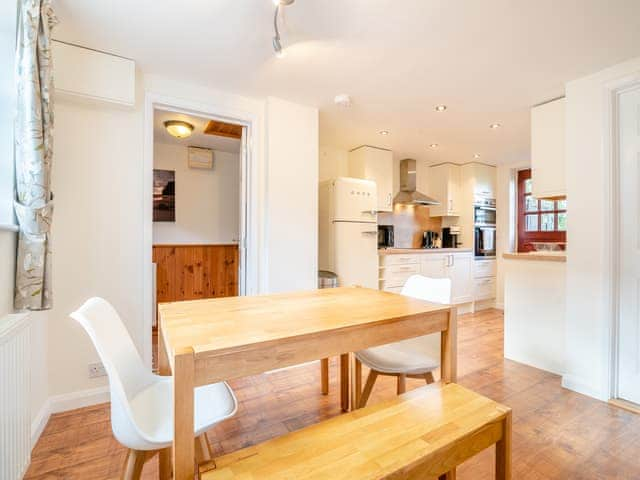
[272, 0, 295, 58]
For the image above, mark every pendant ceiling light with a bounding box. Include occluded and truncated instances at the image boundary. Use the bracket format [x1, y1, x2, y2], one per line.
[272, 0, 295, 58]
[164, 120, 194, 139]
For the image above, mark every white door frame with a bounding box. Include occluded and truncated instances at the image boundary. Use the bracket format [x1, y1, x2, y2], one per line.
[142, 92, 260, 367]
[605, 74, 640, 401]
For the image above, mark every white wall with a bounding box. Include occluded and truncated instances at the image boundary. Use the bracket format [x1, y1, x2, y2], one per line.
[563, 55, 640, 401]
[152, 142, 239, 245]
[319, 145, 348, 182]
[266, 97, 319, 293]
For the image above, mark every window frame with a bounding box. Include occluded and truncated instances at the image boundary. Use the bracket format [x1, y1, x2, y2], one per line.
[517, 169, 566, 252]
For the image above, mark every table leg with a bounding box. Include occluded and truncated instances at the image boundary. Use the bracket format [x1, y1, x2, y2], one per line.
[320, 358, 329, 395]
[440, 307, 458, 384]
[158, 327, 172, 480]
[354, 357, 362, 409]
[496, 411, 512, 480]
[340, 354, 349, 411]
[173, 347, 195, 480]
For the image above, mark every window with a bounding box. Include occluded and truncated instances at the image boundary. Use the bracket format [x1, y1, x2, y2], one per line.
[517, 169, 566, 252]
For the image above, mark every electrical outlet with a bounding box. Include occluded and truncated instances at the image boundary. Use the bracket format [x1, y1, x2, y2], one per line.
[88, 362, 107, 378]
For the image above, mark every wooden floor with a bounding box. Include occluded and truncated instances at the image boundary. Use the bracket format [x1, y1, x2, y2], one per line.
[26, 308, 640, 479]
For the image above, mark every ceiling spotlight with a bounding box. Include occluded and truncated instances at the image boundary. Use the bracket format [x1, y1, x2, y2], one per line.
[474, 153, 481, 159]
[489, 123, 502, 129]
[334, 94, 352, 108]
[429, 144, 439, 149]
[164, 120, 194, 139]
[272, 0, 295, 58]
[379, 130, 389, 136]
[435, 105, 447, 112]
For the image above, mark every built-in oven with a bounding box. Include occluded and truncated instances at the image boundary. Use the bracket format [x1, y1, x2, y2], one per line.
[475, 226, 496, 257]
[474, 196, 496, 258]
[473, 196, 496, 226]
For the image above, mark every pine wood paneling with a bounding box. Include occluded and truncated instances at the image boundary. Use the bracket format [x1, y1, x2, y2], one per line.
[203, 120, 243, 139]
[153, 244, 238, 303]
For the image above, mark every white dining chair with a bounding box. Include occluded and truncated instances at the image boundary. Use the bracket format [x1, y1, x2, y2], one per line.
[71, 297, 238, 479]
[355, 275, 452, 408]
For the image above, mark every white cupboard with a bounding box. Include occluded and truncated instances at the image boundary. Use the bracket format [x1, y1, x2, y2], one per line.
[531, 97, 566, 198]
[469, 163, 496, 199]
[427, 163, 461, 217]
[379, 251, 474, 304]
[348, 146, 394, 212]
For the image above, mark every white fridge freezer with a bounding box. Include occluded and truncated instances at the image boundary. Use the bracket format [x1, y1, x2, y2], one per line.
[319, 177, 379, 289]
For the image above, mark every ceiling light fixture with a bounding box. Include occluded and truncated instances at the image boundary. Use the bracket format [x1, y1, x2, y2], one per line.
[489, 123, 502, 129]
[379, 130, 389, 136]
[474, 153, 481, 159]
[272, 0, 295, 58]
[429, 144, 439, 149]
[435, 105, 447, 112]
[164, 120, 194, 139]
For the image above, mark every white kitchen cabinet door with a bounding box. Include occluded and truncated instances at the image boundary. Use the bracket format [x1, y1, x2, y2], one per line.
[449, 253, 474, 304]
[531, 98, 566, 198]
[420, 254, 448, 279]
[348, 146, 393, 212]
[617, 86, 640, 405]
[427, 163, 461, 217]
[471, 164, 496, 199]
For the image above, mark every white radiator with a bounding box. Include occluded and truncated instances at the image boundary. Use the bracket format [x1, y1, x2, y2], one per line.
[0, 313, 31, 480]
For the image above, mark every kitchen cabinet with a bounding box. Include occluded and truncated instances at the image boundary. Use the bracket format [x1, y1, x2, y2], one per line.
[531, 97, 566, 198]
[379, 251, 473, 305]
[468, 163, 496, 199]
[473, 258, 497, 301]
[348, 146, 394, 212]
[427, 163, 461, 217]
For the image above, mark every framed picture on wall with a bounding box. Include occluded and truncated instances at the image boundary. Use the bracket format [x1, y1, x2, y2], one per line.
[153, 169, 175, 222]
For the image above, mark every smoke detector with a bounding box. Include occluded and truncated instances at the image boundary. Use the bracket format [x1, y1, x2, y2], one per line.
[334, 94, 352, 108]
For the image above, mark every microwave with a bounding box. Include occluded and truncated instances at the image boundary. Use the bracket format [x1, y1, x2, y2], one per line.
[474, 197, 496, 226]
[378, 225, 394, 248]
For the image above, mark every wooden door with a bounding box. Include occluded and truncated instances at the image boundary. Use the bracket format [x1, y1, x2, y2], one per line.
[618, 86, 640, 404]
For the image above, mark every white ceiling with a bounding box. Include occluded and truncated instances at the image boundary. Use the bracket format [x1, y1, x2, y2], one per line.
[53, 0, 640, 165]
[153, 110, 241, 153]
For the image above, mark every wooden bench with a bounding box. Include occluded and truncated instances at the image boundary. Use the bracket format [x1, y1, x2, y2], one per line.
[201, 383, 512, 480]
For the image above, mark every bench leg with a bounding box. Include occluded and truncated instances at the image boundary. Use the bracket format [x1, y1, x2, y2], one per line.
[496, 411, 512, 480]
[321, 358, 329, 395]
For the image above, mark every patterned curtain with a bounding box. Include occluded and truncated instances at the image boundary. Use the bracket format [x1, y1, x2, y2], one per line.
[14, 0, 58, 310]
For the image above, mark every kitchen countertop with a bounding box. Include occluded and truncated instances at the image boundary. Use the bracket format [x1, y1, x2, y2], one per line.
[379, 248, 474, 255]
[502, 252, 566, 262]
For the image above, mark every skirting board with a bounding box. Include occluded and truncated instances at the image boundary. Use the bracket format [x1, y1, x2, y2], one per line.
[31, 385, 109, 448]
[561, 374, 607, 402]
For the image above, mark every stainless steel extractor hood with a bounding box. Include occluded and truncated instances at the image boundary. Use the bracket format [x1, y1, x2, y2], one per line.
[393, 158, 440, 205]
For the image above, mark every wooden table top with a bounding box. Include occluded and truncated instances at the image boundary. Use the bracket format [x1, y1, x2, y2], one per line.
[158, 287, 450, 358]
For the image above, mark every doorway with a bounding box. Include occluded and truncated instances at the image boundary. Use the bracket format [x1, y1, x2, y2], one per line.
[615, 83, 640, 406]
[142, 94, 259, 368]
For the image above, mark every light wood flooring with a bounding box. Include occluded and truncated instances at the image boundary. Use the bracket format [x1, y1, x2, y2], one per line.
[26, 308, 640, 479]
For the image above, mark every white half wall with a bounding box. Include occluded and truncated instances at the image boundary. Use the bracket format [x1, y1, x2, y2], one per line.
[152, 142, 240, 245]
[564, 55, 640, 401]
[266, 97, 319, 293]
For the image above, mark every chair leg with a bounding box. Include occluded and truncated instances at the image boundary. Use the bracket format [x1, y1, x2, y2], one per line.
[424, 371, 435, 384]
[321, 358, 329, 395]
[195, 434, 212, 463]
[121, 449, 148, 480]
[358, 370, 379, 408]
[397, 374, 407, 395]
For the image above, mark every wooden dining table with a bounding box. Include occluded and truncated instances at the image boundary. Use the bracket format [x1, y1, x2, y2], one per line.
[157, 286, 457, 480]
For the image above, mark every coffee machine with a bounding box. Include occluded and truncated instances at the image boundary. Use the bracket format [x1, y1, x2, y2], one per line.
[422, 230, 439, 249]
[441, 226, 461, 248]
